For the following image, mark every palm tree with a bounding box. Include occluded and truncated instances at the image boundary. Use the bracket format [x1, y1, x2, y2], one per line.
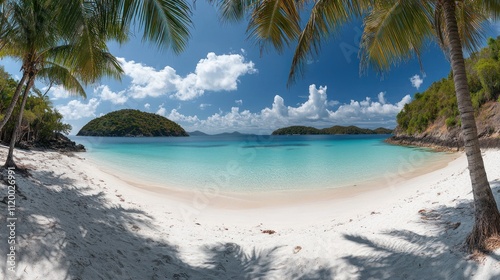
[215, 0, 500, 252]
[0, 0, 194, 133]
[0, 0, 122, 168]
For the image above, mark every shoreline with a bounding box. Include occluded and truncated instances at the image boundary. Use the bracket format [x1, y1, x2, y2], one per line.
[2, 145, 500, 279]
[386, 134, 500, 152]
[83, 149, 459, 209]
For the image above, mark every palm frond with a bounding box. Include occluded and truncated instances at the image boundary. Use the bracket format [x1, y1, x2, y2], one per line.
[434, 1, 488, 57]
[37, 63, 86, 98]
[359, 0, 434, 73]
[209, 0, 259, 23]
[246, 0, 301, 54]
[45, 44, 123, 85]
[476, 0, 500, 20]
[120, 0, 193, 53]
[288, 0, 370, 85]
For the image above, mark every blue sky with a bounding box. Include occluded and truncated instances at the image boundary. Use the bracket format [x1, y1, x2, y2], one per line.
[1, 3, 499, 134]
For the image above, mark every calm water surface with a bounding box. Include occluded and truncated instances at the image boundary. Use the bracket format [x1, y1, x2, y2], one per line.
[71, 135, 450, 192]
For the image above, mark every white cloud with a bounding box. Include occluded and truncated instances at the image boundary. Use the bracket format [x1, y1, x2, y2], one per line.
[166, 84, 410, 134]
[327, 100, 340, 107]
[144, 103, 150, 110]
[48, 85, 71, 100]
[168, 109, 200, 123]
[410, 74, 424, 90]
[288, 85, 329, 120]
[378, 92, 386, 104]
[117, 52, 257, 101]
[328, 95, 411, 122]
[235, 99, 243, 106]
[199, 103, 212, 110]
[156, 104, 167, 116]
[57, 98, 100, 120]
[96, 85, 128, 105]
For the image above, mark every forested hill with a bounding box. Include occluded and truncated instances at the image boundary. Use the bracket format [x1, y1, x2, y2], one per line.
[272, 125, 392, 135]
[388, 37, 500, 149]
[77, 109, 188, 137]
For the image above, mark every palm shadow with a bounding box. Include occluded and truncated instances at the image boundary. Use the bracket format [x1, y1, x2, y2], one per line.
[342, 183, 500, 280]
[0, 169, 335, 279]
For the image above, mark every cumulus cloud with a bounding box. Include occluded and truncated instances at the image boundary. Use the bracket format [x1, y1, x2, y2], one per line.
[144, 103, 150, 110]
[235, 99, 243, 105]
[48, 85, 71, 100]
[96, 85, 128, 105]
[164, 84, 411, 133]
[289, 85, 329, 120]
[328, 95, 411, 122]
[156, 104, 167, 116]
[168, 109, 200, 123]
[57, 98, 100, 120]
[117, 52, 256, 101]
[378, 92, 386, 104]
[410, 74, 424, 90]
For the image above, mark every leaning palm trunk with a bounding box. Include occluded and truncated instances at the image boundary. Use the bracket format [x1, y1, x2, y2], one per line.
[4, 74, 33, 168]
[0, 72, 29, 132]
[443, 0, 500, 252]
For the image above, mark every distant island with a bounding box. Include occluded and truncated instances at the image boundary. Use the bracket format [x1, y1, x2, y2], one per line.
[77, 109, 188, 137]
[272, 125, 393, 135]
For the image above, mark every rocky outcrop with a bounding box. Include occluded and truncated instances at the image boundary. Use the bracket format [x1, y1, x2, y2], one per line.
[387, 101, 500, 151]
[21, 133, 86, 152]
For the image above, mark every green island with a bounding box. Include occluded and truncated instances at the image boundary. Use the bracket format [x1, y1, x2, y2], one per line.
[272, 125, 393, 135]
[77, 109, 188, 137]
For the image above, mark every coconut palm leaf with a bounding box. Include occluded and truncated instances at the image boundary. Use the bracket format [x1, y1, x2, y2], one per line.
[37, 63, 86, 98]
[209, 0, 259, 23]
[46, 44, 123, 85]
[58, 0, 192, 53]
[476, 0, 500, 20]
[359, 0, 434, 73]
[120, 0, 192, 53]
[288, 0, 369, 84]
[246, 0, 301, 54]
[434, 1, 488, 56]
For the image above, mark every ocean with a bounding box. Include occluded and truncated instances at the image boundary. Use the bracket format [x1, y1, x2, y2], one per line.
[71, 134, 452, 192]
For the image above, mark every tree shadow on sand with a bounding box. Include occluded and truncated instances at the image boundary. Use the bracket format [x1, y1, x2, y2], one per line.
[342, 183, 500, 280]
[0, 169, 335, 280]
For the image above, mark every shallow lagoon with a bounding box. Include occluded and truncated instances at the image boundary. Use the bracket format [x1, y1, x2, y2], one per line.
[72, 134, 451, 192]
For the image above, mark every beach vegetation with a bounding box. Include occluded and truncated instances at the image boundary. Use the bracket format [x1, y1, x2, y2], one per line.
[397, 38, 500, 133]
[0, 67, 71, 145]
[0, 0, 194, 167]
[215, 0, 500, 253]
[0, 0, 122, 168]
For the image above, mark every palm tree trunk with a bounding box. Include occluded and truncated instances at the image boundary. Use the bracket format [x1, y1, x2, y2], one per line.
[4, 75, 34, 168]
[442, 0, 500, 252]
[0, 71, 29, 133]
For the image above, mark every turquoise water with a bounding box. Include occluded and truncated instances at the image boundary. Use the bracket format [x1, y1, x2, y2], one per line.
[71, 135, 450, 192]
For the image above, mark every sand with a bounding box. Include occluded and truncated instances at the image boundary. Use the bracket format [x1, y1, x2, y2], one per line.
[1, 145, 500, 279]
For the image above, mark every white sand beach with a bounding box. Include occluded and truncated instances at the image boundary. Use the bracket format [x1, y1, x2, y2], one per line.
[1, 146, 500, 279]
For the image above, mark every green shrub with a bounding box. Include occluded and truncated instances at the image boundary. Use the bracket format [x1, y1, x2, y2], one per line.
[471, 89, 485, 110]
[445, 117, 457, 128]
